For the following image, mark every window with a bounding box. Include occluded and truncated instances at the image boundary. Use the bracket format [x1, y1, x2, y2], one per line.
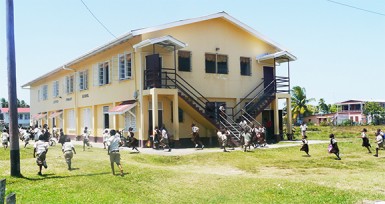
[41, 85, 48, 100]
[171, 102, 184, 122]
[67, 109, 75, 129]
[18, 114, 23, 120]
[205, 53, 228, 74]
[65, 75, 74, 94]
[25, 114, 30, 120]
[125, 108, 136, 131]
[240, 57, 251, 76]
[119, 53, 132, 80]
[98, 61, 110, 85]
[79, 70, 88, 90]
[82, 108, 92, 130]
[178, 51, 191, 72]
[53, 81, 59, 98]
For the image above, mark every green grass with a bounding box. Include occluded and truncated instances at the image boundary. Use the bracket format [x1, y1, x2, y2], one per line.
[1, 125, 385, 203]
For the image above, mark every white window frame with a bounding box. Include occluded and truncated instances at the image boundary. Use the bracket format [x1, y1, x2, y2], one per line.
[118, 53, 132, 80]
[98, 61, 110, 85]
[53, 80, 59, 98]
[66, 75, 74, 94]
[79, 70, 88, 91]
[41, 85, 48, 101]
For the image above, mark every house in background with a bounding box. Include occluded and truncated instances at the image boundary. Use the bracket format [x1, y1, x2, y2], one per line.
[0, 108, 31, 127]
[335, 100, 385, 125]
[21, 12, 296, 146]
[304, 100, 385, 125]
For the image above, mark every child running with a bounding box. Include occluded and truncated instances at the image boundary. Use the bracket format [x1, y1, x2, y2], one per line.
[373, 131, 384, 157]
[359, 128, 371, 153]
[62, 137, 76, 170]
[300, 135, 310, 156]
[2, 129, 9, 149]
[33, 135, 49, 175]
[329, 134, 341, 160]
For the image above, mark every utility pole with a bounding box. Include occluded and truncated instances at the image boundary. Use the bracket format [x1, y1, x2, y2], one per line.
[6, 0, 21, 177]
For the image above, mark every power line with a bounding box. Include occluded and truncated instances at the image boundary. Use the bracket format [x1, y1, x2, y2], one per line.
[80, 0, 117, 38]
[326, 0, 385, 17]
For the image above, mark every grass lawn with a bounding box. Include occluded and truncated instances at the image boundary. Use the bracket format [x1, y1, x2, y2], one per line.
[1, 125, 385, 203]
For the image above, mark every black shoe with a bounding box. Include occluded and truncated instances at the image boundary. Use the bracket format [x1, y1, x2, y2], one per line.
[37, 172, 42, 176]
[373, 154, 378, 157]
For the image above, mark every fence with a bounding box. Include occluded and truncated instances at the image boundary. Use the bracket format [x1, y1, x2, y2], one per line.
[0, 179, 16, 204]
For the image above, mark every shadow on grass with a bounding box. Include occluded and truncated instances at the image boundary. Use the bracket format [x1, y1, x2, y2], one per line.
[19, 171, 111, 181]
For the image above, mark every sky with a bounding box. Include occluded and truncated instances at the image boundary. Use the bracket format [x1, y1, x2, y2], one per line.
[0, 0, 384, 106]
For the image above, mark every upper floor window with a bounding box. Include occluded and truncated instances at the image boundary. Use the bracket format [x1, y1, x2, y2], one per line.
[53, 80, 59, 98]
[98, 61, 110, 85]
[178, 51, 191, 72]
[66, 75, 74, 94]
[41, 85, 48, 101]
[79, 70, 88, 91]
[205, 53, 228, 74]
[119, 53, 132, 80]
[240, 57, 251, 76]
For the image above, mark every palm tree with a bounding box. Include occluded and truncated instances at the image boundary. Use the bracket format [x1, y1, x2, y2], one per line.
[291, 86, 315, 122]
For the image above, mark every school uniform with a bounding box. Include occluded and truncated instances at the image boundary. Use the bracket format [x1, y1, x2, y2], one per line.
[108, 134, 121, 165]
[2, 132, 9, 147]
[34, 140, 48, 167]
[300, 138, 309, 153]
[62, 141, 75, 169]
[375, 135, 384, 149]
[330, 138, 339, 154]
[361, 132, 371, 147]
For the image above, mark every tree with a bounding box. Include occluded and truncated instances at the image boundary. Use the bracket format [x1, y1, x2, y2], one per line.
[1, 98, 9, 108]
[318, 98, 329, 114]
[363, 102, 385, 125]
[290, 86, 315, 123]
[0, 98, 29, 108]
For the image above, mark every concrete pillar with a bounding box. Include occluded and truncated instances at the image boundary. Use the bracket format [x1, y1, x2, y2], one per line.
[92, 105, 97, 142]
[173, 92, 179, 141]
[152, 89, 158, 131]
[63, 109, 67, 132]
[75, 107, 79, 136]
[286, 97, 293, 134]
[273, 98, 279, 136]
[113, 102, 119, 130]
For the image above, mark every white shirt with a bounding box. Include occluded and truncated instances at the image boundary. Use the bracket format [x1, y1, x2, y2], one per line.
[62, 141, 74, 152]
[2, 133, 9, 142]
[192, 126, 199, 133]
[361, 132, 367, 138]
[300, 124, 307, 132]
[83, 130, 90, 139]
[34, 140, 48, 154]
[103, 132, 110, 142]
[376, 135, 384, 144]
[161, 129, 168, 139]
[108, 134, 121, 152]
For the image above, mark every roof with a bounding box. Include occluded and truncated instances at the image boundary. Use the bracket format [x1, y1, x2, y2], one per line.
[256, 51, 297, 63]
[133, 35, 187, 51]
[22, 11, 293, 88]
[0, 108, 30, 113]
[335, 100, 385, 105]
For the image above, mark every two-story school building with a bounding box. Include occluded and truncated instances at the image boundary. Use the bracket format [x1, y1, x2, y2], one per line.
[22, 12, 296, 146]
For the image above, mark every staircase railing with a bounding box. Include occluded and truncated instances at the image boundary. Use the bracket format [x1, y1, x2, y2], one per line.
[219, 114, 241, 140]
[231, 80, 264, 117]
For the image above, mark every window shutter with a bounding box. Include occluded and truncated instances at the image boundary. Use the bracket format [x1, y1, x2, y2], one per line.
[93, 64, 99, 86]
[62, 77, 67, 95]
[85, 69, 88, 90]
[111, 56, 119, 82]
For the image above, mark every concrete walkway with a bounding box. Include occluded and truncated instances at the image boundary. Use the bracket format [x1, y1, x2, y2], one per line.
[72, 139, 329, 156]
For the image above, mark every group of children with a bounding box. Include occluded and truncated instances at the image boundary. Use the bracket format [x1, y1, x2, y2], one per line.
[300, 124, 384, 160]
[152, 126, 172, 152]
[359, 128, 384, 157]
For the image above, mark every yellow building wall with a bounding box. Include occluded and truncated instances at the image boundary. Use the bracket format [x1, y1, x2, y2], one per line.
[28, 17, 281, 140]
